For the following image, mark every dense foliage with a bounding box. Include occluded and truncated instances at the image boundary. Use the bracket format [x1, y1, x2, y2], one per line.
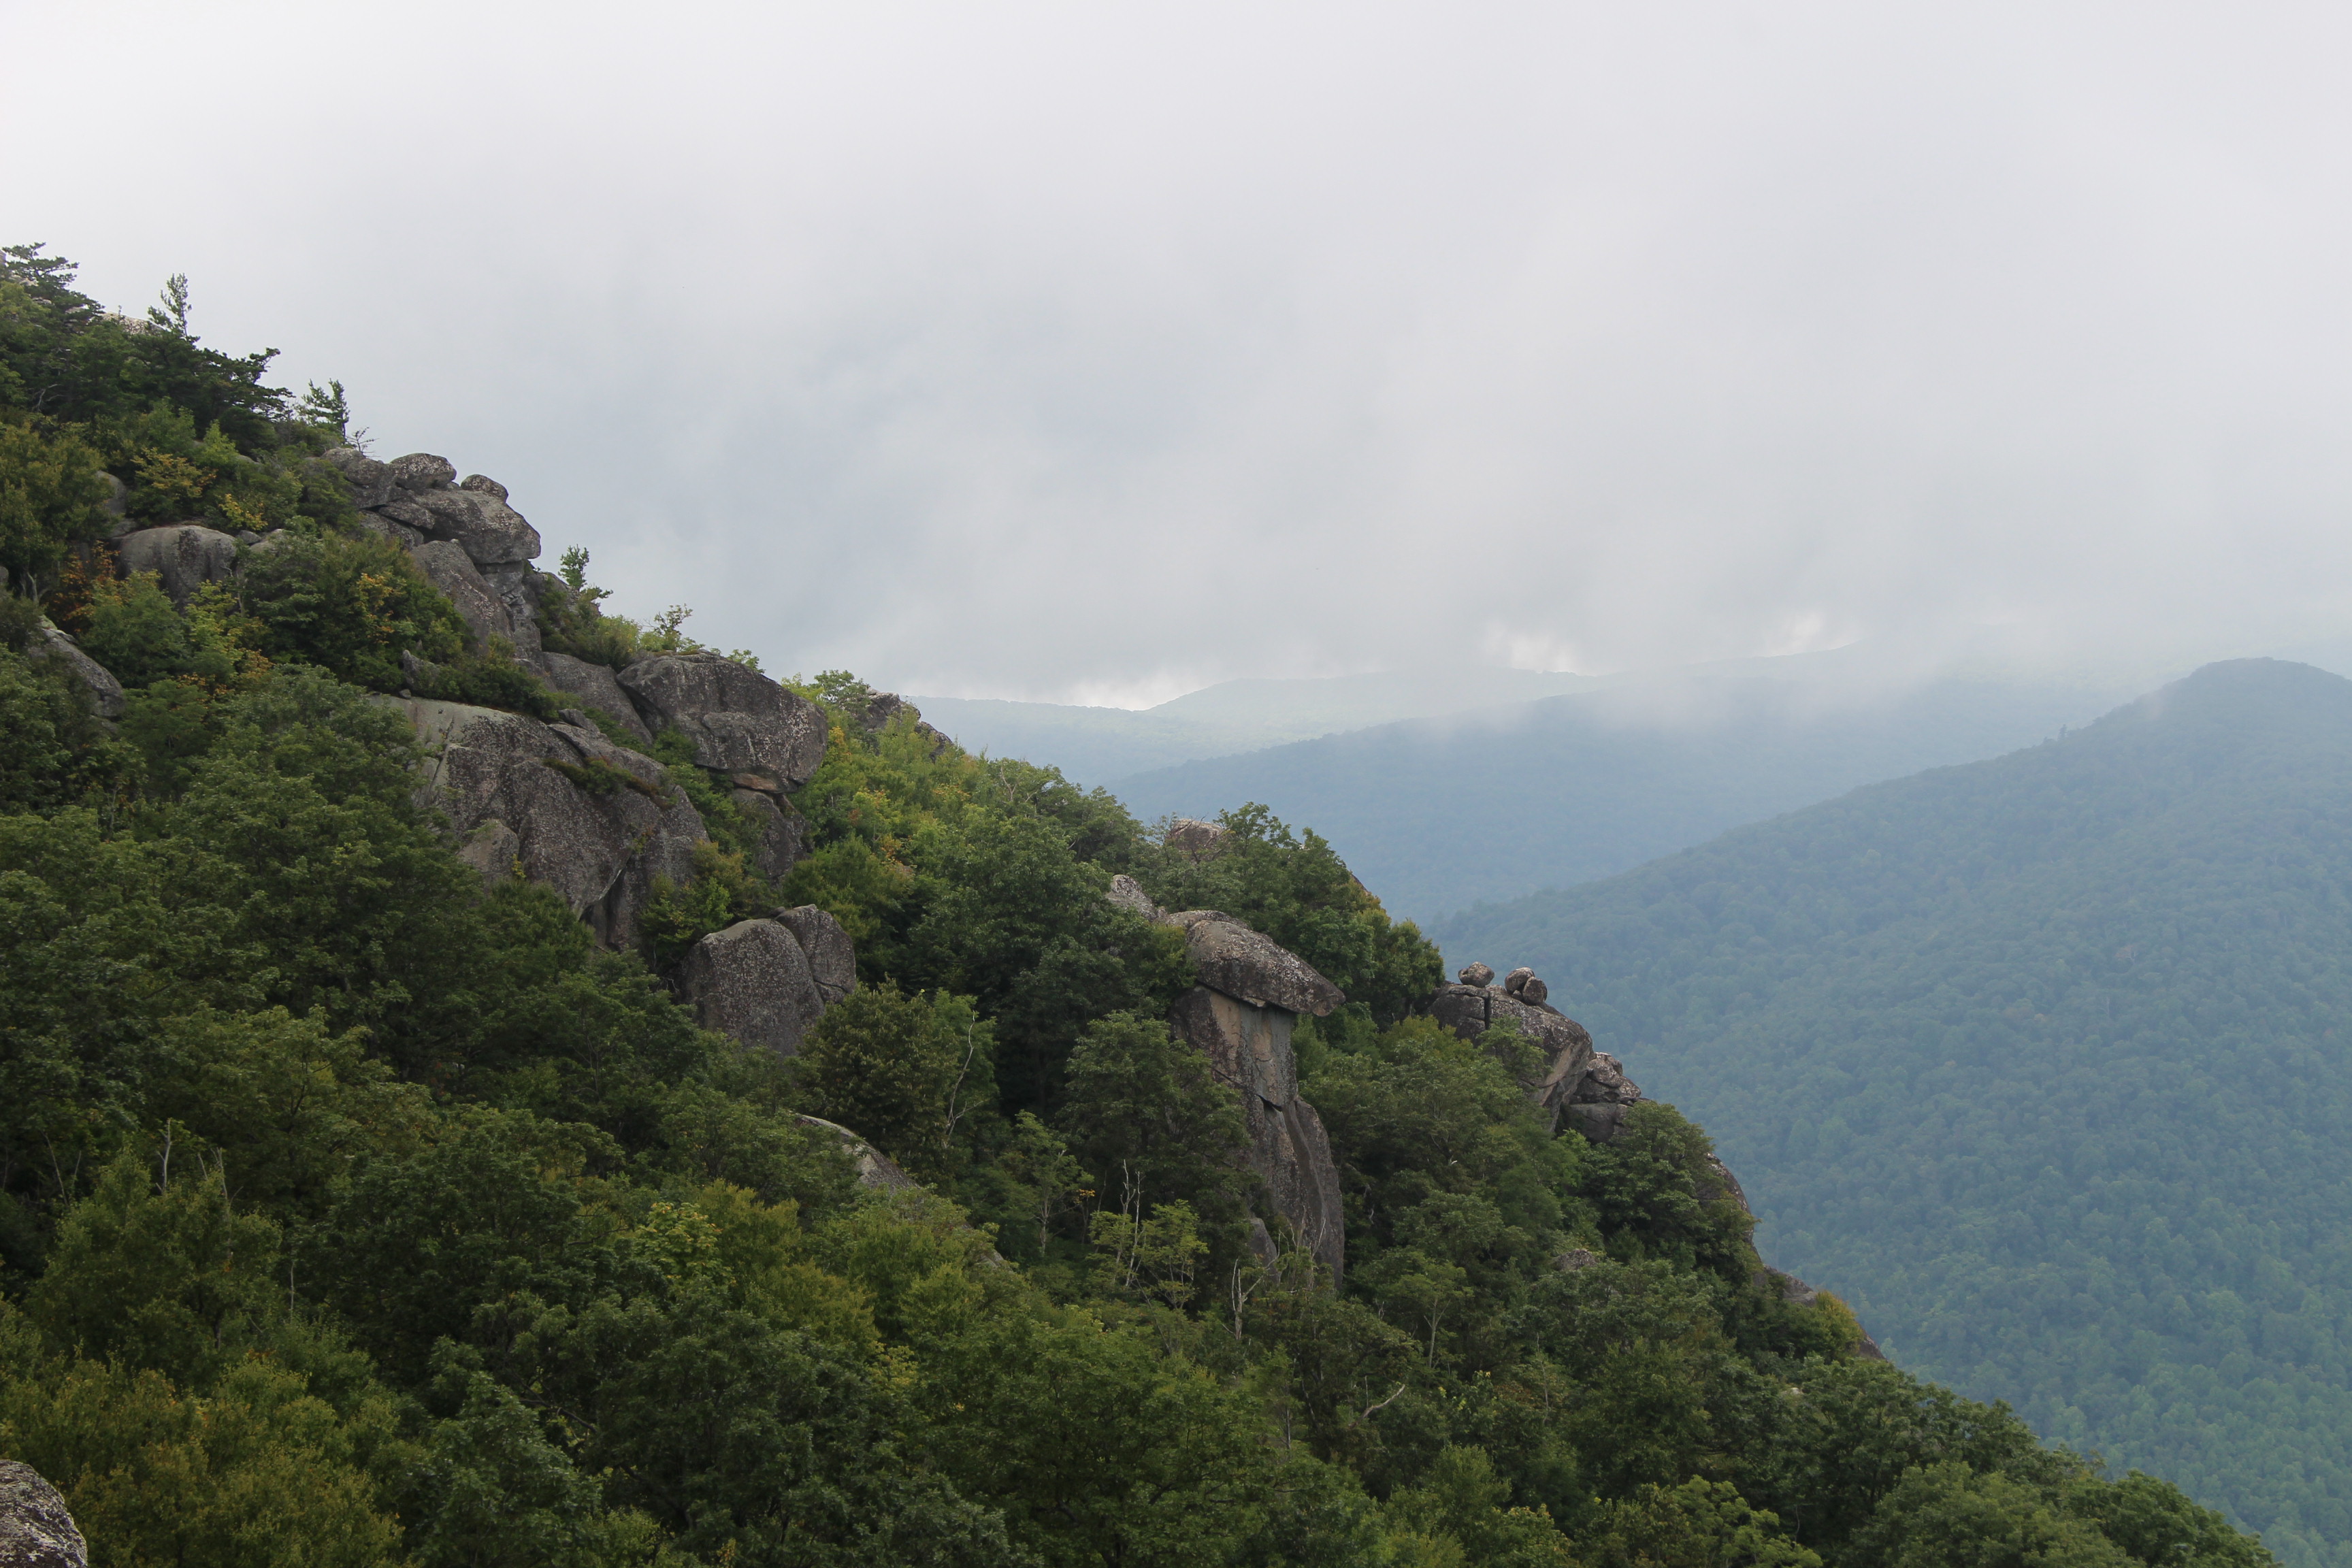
[0, 242, 2270, 1567]
[1439, 658, 2352, 1568]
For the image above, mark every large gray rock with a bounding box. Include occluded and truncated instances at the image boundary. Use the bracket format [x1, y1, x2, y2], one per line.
[402, 698, 704, 947]
[773, 904, 856, 1002]
[617, 653, 827, 786]
[1105, 873, 1161, 921]
[1165, 818, 1231, 862]
[477, 562, 542, 653]
[732, 789, 808, 882]
[1560, 1049, 1643, 1144]
[460, 473, 509, 500]
[796, 1114, 917, 1192]
[676, 915, 855, 1056]
[1428, 982, 1597, 1134]
[408, 487, 541, 566]
[319, 446, 395, 508]
[0, 1460, 86, 1568]
[118, 523, 238, 606]
[35, 625, 123, 720]
[389, 452, 457, 491]
[1170, 986, 1345, 1278]
[860, 692, 951, 755]
[1165, 911, 1343, 1017]
[409, 540, 514, 648]
[538, 650, 653, 744]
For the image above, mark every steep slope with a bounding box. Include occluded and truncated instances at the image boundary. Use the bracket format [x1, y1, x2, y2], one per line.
[1435, 659, 2352, 1568]
[1116, 670, 2132, 921]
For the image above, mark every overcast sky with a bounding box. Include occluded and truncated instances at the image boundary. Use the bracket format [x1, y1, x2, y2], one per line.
[10, 2, 2352, 703]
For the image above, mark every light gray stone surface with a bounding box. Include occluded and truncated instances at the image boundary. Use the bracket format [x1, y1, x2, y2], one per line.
[1164, 817, 1231, 862]
[1427, 981, 1599, 1134]
[408, 487, 542, 566]
[401, 698, 704, 947]
[118, 523, 238, 606]
[389, 451, 457, 491]
[617, 653, 827, 785]
[319, 446, 395, 508]
[732, 789, 808, 883]
[1165, 910, 1345, 1017]
[0, 1460, 86, 1568]
[1105, 873, 1161, 921]
[35, 625, 124, 720]
[678, 917, 827, 1056]
[538, 650, 651, 742]
[409, 539, 513, 647]
[1169, 985, 1345, 1278]
[772, 904, 857, 1002]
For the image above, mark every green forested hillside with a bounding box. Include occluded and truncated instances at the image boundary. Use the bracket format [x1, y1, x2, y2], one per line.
[1437, 658, 2352, 1568]
[0, 243, 2274, 1566]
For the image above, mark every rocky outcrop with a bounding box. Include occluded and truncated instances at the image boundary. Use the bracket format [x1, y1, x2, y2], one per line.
[402, 697, 704, 946]
[35, 624, 124, 720]
[1165, 818, 1231, 862]
[319, 446, 396, 508]
[1761, 1267, 1888, 1360]
[0, 1460, 86, 1568]
[1428, 981, 1597, 1134]
[676, 906, 856, 1056]
[732, 787, 809, 882]
[1105, 873, 1160, 920]
[773, 904, 856, 1002]
[538, 651, 653, 743]
[618, 653, 827, 786]
[1164, 910, 1345, 1017]
[1563, 1050, 1642, 1144]
[410, 540, 514, 649]
[1108, 886, 1349, 1277]
[860, 692, 952, 755]
[118, 523, 238, 606]
[796, 1114, 918, 1192]
[1171, 986, 1346, 1276]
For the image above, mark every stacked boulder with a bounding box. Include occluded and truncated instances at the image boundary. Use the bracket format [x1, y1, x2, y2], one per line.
[1109, 875, 1350, 1279]
[1427, 962, 1625, 1137]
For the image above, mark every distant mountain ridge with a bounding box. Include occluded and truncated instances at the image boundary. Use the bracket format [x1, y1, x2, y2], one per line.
[1435, 659, 2352, 1568]
[1109, 668, 2141, 922]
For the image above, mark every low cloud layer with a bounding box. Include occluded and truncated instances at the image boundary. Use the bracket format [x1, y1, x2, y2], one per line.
[10, 2, 2352, 700]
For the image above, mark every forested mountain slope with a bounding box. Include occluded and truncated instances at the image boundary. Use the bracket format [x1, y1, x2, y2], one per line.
[0, 242, 2273, 1567]
[1437, 658, 2352, 1568]
[1115, 670, 2132, 921]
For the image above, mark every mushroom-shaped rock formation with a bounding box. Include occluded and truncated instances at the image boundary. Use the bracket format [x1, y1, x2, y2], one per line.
[401, 698, 704, 947]
[0, 1460, 86, 1568]
[676, 906, 858, 1056]
[617, 653, 828, 787]
[1102, 899, 1349, 1279]
[1428, 981, 1599, 1135]
[1164, 910, 1346, 1017]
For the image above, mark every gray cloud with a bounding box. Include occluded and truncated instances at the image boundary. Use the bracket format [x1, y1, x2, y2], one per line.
[10, 1, 2352, 700]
